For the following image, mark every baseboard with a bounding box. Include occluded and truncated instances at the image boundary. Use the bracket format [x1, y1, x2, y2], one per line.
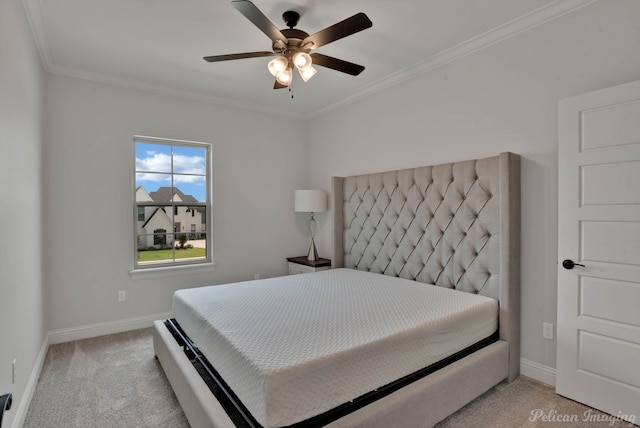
[520, 358, 556, 386]
[10, 312, 173, 428]
[11, 335, 49, 428]
[47, 311, 173, 345]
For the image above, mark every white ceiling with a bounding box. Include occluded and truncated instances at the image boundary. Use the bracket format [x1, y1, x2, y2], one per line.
[23, 0, 595, 118]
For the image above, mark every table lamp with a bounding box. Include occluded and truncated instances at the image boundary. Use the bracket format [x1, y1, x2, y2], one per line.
[294, 189, 327, 261]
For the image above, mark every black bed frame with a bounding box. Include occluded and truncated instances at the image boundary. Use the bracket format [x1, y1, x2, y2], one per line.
[164, 318, 498, 428]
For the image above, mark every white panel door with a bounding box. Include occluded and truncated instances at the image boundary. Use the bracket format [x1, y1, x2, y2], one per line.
[557, 80, 640, 425]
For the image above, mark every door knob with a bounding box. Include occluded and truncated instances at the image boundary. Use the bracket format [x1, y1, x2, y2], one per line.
[562, 259, 585, 270]
[0, 393, 12, 427]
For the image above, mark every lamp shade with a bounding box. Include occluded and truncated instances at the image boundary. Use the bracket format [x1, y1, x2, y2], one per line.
[294, 190, 327, 213]
[275, 67, 293, 86]
[268, 56, 288, 76]
[292, 52, 312, 70]
[299, 66, 317, 82]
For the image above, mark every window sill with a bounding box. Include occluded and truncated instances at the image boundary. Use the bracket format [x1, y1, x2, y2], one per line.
[129, 260, 217, 280]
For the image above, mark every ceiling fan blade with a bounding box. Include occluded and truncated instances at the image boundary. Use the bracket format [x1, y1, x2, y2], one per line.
[203, 51, 275, 62]
[310, 53, 365, 76]
[303, 13, 372, 49]
[232, 0, 288, 44]
[273, 79, 288, 89]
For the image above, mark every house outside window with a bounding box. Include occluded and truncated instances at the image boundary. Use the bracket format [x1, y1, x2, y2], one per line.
[134, 136, 211, 269]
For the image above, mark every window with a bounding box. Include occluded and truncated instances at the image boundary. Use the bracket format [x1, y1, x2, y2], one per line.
[153, 228, 167, 246]
[134, 136, 211, 269]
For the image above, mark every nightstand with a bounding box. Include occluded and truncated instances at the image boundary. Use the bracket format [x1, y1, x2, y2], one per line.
[287, 256, 331, 275]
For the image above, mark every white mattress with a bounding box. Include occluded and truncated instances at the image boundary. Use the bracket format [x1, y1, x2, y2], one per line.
[172, 268, 498, 428]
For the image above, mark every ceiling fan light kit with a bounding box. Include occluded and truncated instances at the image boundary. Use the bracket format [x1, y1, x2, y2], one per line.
[299, 66, 317, 82]
[292, 52, 312, 70]
[275, 67, 293, 86]
[203, 0, 372, 91]
[267, 56, 288, 75]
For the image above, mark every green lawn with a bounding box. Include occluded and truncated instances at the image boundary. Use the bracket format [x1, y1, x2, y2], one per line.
[137, 247, 206, 263]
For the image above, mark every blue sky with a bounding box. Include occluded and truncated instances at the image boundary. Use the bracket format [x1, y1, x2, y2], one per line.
[135, 142, 207, 202]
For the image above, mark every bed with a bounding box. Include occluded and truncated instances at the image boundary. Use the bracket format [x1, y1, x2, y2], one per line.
[153, 152, 520, 428]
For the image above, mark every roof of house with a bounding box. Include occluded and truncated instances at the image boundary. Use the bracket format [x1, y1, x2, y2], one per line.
[148, 187, 199, 203]
[142, 207, 172, 229]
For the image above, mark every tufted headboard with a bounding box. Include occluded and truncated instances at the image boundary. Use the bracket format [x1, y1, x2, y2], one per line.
[331, 152, 520, 381]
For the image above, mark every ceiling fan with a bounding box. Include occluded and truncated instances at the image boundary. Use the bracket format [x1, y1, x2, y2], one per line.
[204, 0, 373, 89]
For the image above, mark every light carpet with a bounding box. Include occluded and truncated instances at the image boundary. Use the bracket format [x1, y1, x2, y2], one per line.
[23, 328, 189, 428]
[436, 375, 636, 427]
[24, 328, 636, 427]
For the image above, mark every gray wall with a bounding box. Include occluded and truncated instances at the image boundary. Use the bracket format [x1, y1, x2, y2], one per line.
[0, 0, 45, 426]
[3, 3, 639, 423]
[307, 0, 640, 378]
[42, 74, 311, 333]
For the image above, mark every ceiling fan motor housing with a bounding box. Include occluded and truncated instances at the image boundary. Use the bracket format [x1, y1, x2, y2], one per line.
[272, 28, 313, 54]
[282, 10, 300, 28]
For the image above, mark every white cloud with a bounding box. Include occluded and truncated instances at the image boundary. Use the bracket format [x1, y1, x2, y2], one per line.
[136, 151, 170, 172]
[173, 154, 205, 175]
[135, 172, 170, 182]
[136, 152, 205, 176]
[174, 175, 205, 185]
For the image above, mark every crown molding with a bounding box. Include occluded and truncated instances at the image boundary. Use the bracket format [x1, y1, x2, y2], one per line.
[23, 0, 600, 120]
[22, 0, 54, 67]
[308, 0, 601, 119]
[45, 63, 309, 120]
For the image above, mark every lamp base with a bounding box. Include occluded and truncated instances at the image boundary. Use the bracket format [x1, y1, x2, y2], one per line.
[307, 238, 319, 261]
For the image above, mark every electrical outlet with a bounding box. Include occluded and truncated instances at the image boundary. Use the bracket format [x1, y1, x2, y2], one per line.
[254, 274, 260, 280]
[118, 290, 126, 302]
[543, 322, 554, 340]
[12, 359, 16, 384]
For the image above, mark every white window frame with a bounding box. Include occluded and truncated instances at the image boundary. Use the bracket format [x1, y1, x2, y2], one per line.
[131, 135, 214, 275]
